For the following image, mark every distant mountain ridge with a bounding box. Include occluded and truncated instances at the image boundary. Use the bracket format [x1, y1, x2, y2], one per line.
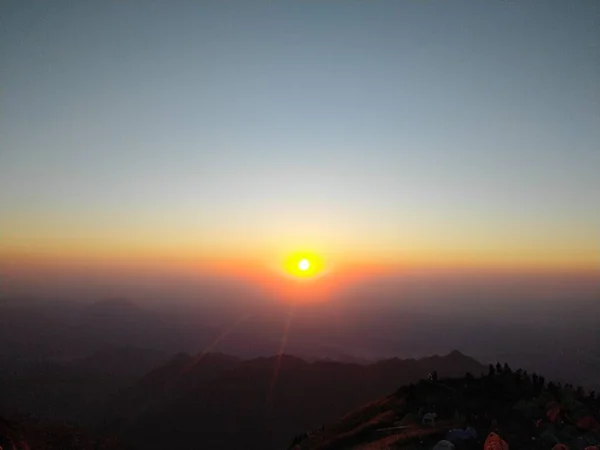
[2, 298, 598, 394]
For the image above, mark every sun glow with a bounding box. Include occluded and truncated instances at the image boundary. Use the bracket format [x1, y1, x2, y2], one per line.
[283, 252, 325, 279]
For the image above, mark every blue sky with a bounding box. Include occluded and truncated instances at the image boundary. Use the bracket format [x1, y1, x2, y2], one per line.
[1, 0, 599, 268]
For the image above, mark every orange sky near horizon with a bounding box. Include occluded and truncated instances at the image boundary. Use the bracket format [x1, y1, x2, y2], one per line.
[2, 213, 598, 273]
[2, 230, 598, 307]
[1, 237, 597, 280]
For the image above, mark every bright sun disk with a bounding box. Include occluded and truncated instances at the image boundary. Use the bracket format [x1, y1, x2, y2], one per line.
[282, 252, 324, 280]
[298, 259, 310, 271]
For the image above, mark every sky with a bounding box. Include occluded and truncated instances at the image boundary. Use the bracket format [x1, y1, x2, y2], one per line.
[1, 0, 599, 294]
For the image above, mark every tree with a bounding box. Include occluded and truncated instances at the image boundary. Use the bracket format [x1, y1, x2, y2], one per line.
[531, 373, 542, 396]
[489, 364, 495, 376]
[496, 362, 503, 373]
[514, 372, 522, 387]
[503, 363, 512, 374]
[432, 371, 438, 381]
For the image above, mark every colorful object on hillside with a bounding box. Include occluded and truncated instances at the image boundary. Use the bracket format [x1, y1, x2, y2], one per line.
[484, 432, 509, 450]
[446, 427, 477, 442]
[553, 444, 570, 450]
[547, 404, 561, 423]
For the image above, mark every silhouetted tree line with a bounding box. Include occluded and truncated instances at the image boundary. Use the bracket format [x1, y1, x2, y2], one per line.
[410, 361, 600, 424]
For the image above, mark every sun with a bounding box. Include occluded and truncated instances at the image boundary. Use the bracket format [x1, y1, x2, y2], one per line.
[283, 252, 324, 279]
[298, 258, 310, 271]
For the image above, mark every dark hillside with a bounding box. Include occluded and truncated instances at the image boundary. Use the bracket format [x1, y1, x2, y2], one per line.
[292, 364, 600, 450]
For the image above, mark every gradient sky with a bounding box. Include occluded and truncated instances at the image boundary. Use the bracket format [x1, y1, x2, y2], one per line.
[1, 0, 599, 277]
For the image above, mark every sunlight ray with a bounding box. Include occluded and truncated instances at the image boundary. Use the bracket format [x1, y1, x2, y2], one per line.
[266, 306, 295, 411]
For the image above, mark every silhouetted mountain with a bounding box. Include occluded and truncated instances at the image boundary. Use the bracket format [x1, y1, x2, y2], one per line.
[76, 346, 167, 379]
[107, 351, 485, 450]
[0, 346, 167, 426]
[309, 354, 374, 365]
[108, 352, 241, 419]
[1, 298, 599, 393]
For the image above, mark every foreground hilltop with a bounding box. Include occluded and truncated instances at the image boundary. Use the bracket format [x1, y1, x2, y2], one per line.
[291, 364, 600, 450]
